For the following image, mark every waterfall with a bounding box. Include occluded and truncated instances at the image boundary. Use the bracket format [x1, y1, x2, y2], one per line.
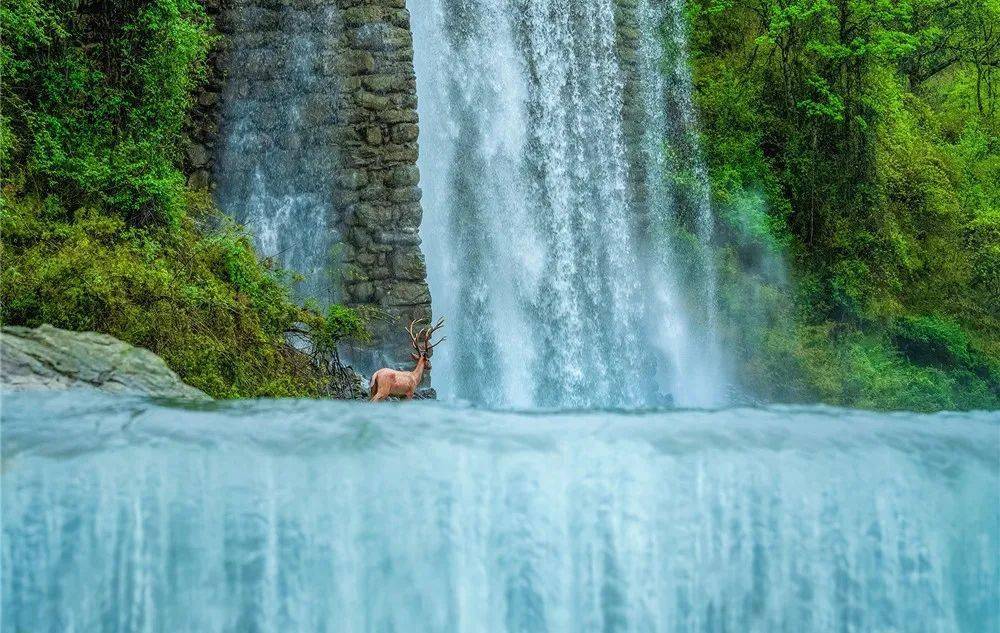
[4, 392, 998, 631]
[636, 0, 726, 404]
[214, 0, 342, 303]
[413, 0, 725, 408]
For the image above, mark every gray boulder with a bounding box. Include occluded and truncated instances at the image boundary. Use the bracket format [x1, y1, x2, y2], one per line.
[1, 324, 209, 400]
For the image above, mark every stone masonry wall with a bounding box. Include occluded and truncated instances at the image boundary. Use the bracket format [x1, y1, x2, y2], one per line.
[188, 0, 432, 373]
[185, 0, 226, 189]
[334, 0, 432, 368]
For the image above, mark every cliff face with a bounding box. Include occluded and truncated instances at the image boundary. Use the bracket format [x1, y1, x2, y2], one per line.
[189, 0, 431, 371]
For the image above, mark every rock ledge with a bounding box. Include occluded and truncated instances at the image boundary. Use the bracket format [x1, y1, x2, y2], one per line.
[1, 324, 209, 400]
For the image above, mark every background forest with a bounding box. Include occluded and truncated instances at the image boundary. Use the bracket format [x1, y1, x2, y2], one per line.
[688, 0, 999, 409]
[2, 0, 997, 408]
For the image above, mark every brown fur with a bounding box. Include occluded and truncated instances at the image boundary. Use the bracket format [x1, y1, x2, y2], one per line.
[369, 356, 427, 401]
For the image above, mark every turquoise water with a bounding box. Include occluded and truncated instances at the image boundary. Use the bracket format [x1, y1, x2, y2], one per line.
[2, 391, 998, 632]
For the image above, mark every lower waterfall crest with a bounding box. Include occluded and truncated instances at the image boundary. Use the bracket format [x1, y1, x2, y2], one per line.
[3, 392, 997, 632]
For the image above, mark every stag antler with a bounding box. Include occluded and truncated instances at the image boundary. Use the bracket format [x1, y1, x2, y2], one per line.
[406, 318, 427, 355]
[420, 317, 446, 352]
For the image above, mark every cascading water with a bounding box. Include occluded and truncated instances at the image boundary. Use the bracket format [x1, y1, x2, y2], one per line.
[638, 0, 727, 400]
[3, 392, 998, 632]
[214, 0, 342, 302]
[414, 0, 725, 408]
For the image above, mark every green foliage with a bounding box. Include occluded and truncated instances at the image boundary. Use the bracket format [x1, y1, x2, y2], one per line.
[894, 315, 972, 366]
[0, 193, 371, 398]
[322, 304, 375, 346]
[1, 0, 369, 398]
[687, 0, 999, 409]
[3, 0, 213, 226]
[304, 302, 377, 364]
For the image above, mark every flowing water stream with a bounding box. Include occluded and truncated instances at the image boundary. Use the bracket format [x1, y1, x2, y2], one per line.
[414, 0, 724, 408]
[2, 392, 998, 632]
[212, 0, 730, 404]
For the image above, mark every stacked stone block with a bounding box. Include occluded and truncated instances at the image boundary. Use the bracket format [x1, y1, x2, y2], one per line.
[185, 0, 227, 189]
[334, 0, 432, 368]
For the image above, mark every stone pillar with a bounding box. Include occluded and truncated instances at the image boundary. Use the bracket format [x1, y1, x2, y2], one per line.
[198, 0, 433, 375]
[334, 0, 433, 370]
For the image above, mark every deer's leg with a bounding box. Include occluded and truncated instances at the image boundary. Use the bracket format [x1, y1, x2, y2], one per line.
[371, 376, 389, 402]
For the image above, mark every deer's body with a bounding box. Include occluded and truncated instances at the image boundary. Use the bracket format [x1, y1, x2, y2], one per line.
[369, 357, 426, 401]
[369, 317, 445, 402]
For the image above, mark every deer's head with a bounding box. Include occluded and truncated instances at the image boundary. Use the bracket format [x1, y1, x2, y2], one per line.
[406, 317, 445, 369]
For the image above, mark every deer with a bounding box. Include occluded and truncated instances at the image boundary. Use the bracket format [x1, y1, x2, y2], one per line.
[369, 317, 445, 402]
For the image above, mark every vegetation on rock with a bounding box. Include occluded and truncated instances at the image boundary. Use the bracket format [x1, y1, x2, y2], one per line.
[685, 0, 999, 409]
[1, 0, 371, 398]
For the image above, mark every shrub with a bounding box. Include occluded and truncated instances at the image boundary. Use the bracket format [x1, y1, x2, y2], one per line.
[0, 193, 371, 398]
[893, 315, 972, 367]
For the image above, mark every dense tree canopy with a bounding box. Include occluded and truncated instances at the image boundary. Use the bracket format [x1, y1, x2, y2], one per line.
[689, 0, 999, 408]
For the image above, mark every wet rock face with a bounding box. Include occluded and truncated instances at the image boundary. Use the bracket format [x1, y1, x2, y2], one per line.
[1, 325, 209, 400]
[197, 0, 432, 375]
[184, 0, 225, 192]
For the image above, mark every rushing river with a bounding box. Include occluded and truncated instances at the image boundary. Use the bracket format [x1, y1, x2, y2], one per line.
[2, 391, 997, 632]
